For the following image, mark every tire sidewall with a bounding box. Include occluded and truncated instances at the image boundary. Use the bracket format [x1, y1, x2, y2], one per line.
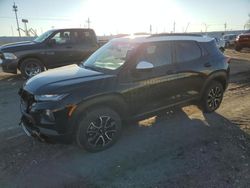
[201, 81, 224, 113]
[76, 107, 122, 152]
[20, 58, 44, 78]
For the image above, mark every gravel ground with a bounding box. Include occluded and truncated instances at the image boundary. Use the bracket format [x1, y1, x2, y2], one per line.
[0, 49, 249, 188]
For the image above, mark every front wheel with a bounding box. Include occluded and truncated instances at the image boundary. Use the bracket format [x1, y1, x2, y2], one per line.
[200, 81, 224, 113]
[75, 107, 122, 152]
[20, 58, 45, 78]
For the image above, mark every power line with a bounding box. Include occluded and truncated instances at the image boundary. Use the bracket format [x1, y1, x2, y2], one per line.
[0, 16, 73, 21]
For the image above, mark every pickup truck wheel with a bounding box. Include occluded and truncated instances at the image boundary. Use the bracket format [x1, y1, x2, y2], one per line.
[20, 58, 44, 78]
[76, 107, 122, 152]
[200, 81, 224, 113]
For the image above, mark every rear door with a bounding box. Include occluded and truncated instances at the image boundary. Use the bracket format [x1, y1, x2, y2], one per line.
[173, 40, 206, 101]
[70, 29, 99, 63]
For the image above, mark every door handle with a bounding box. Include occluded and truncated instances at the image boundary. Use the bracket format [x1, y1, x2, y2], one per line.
[204, 62, 211, 67]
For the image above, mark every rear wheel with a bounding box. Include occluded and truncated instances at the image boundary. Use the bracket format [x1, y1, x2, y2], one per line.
[20, 58, 45, 78]
[200, 81, 224, 113]
[75, 107, 122, 152]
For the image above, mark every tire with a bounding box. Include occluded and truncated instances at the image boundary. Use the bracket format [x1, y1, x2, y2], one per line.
[200, 81, 224, 113]
[75, 107, 122, 152]
[20, 58, 45, 79]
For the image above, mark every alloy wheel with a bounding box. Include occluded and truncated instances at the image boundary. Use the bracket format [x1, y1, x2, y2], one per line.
[207, 86, 222, 111]
[25, 62, 42, 77]
[86, 116, 117, 148]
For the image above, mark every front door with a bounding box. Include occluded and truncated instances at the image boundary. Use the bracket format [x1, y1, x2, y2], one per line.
[120, 41, 180, 114]
[45, 30, 76, 68]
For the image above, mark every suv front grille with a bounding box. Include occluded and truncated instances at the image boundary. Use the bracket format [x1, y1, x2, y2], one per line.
[19, 89, 35, 113]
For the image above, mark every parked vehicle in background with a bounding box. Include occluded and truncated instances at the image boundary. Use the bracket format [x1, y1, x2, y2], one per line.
[221, 34, 237, 48]
[235, 30, 250, 52]
[19, 33, 230, 152]
[0, 28, 99, 78]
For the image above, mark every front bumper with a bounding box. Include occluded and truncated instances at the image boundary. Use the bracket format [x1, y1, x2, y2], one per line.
[20, 112, 74, 142]
[19, 94, 75, 142]
[1, 59, 18, 74]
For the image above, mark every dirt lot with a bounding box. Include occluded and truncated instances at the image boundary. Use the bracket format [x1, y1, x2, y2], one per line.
[0, 49, 249, 188]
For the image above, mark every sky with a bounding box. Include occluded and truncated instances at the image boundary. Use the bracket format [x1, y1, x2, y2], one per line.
[0, 0, 249, 36]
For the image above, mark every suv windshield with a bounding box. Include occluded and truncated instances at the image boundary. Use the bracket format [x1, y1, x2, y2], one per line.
[83, 40, 136, 71]
[34, 30, 54, 43]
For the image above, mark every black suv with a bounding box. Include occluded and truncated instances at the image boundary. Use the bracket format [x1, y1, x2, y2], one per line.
[19, 34, 230, 152]
[0, 28, 98, 78]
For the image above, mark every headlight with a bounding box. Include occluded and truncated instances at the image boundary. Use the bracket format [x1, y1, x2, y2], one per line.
[3, 52, 17, 60]
[34, 94, 68, 101]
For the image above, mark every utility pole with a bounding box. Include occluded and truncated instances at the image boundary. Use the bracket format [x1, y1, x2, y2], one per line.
[86, 17, 91, 28]
[173, 21, 176, 33]
[224, 22, 227, 32]
[12, 2, 21, 37]
[149, 24, 152, 34]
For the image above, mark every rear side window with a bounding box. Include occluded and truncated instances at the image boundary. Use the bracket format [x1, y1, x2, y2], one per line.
[51, 31, 71, 44]
[77, 30, 96, 44]
[202, 40, 223, 56]
[174, 41, 201, 63]
[138, 42, 172, 67]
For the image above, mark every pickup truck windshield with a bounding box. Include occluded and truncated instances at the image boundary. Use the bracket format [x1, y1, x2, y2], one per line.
[34, 30, 54, 43]
[83, 40, 136, 71]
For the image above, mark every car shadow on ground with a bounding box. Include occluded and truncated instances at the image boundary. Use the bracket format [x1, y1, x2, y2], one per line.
[0, 73, 24, 89]
[2, 107, 248, 188]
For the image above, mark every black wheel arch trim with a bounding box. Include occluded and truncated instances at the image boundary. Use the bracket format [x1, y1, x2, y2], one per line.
[200, 70, 229, 98]
[68, 93, 129, 133]
[18, 56, 46, 70]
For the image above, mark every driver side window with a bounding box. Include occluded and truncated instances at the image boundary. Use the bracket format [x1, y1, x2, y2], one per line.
[137, 42, 172, 67]
[51, 31, 71, 45]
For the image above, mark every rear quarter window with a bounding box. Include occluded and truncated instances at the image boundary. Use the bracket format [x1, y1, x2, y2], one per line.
[201, 40, 224, 57]
[77, 30, 97, 44]
[174, 41, 202, 63]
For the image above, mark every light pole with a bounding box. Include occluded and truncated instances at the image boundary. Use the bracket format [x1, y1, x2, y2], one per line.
[13, 2, 21, 37]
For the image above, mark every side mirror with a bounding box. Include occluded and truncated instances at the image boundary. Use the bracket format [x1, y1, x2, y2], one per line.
[136, 61, 154, 70]
[47, 39, 56, 46]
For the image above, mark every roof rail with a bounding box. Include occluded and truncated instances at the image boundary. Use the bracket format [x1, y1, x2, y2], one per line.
[148, 33, 203, 38]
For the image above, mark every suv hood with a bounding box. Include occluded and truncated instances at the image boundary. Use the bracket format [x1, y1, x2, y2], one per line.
[0, 41, 37, 52]
[24, 64, 109, 94]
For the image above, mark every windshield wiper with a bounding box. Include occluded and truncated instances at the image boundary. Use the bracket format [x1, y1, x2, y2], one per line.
[83, 64, 100, 72]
